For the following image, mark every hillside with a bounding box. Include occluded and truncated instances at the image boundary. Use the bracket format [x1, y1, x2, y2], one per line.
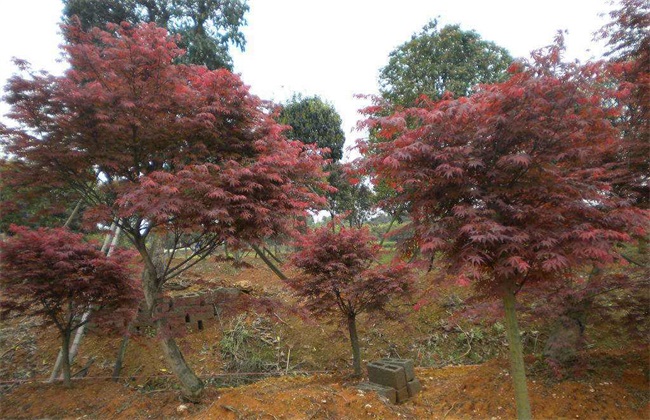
[1, 255, 648, 419]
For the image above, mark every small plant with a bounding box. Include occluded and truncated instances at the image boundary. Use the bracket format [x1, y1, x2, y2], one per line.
[219, 315, 279, 385]
[0, 226, 140, 386]
[289, 222, 412, 376]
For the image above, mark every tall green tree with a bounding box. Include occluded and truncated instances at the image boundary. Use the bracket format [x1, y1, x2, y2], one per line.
[278, 95, 346, 162]
[379, 19, 513, 105]
[278, 95, 374, 224]
[62, 0, 248, 70]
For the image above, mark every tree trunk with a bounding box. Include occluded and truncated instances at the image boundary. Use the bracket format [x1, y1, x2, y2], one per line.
[502, 289, 532, 420]
[347, 314, 362, 377]
[112, 335, 130, 381]
[140, 244, 204, 400]
[63, 199, 82, 228]
[61, 331, 72, 387]
[264, 246, 283, 264]
[251, 244, 288, 280]
[379, 209, 401, 247]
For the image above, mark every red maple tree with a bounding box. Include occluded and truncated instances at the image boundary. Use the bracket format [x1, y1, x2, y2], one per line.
[290, 222, 412, 376]
[359, 36, 648, 418]
[0, 226, 139, 386]
[1, 21, 327, 398]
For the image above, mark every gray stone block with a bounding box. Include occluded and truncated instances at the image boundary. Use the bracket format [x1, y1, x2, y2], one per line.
[367, 361, 407, 389]
[378, 358, 415, 381]
[396, 386, 410, 403]
[357, 382, 397, 404]
[406, 378, 422, 397]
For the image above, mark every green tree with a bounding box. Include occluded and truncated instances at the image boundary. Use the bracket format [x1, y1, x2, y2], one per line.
[379, 19, 513, 105]
[63, 0, 140, 29]
[62, 0, 248, 70]
[278, 95, 372, 224]
[278, 95, 346, 162]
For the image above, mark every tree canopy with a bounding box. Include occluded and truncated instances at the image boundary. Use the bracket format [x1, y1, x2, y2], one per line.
[364, 41, 647, 297]
[0, 160, 82, 232]
[62, 0, 249, 70]
[278, 95, 346, 162]
[379, 19, 513, 105]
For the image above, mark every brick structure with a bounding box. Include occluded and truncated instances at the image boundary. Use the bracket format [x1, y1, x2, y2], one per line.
[128, 287, 242, 334]
[362, 358, 421, 404]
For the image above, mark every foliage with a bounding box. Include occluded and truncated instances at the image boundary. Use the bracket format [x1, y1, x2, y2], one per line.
[277, 95, 364, 223]
[62, 0, 249, 70]
[2, 21, 327, 281]
[278, 94, 346, 162]
[1, 21, 327, 397]
[63, 0, 140, 30]
[327, 163, 375, 227]
[373, 20, 513, 236]
[0, 225, 139, 326]
[599, 0, 649, 62]
[598, 0, 649, 208]
[363, 40, 646, 295]
[0, 225, 140, 384]
[0, 160, 82, 232]
[379, 19, 513, 105]
[290, 223, 411, 319]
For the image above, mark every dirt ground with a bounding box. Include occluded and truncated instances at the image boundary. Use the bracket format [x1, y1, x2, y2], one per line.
[1, 256, 648, 419]
[1, 350, 647, 419]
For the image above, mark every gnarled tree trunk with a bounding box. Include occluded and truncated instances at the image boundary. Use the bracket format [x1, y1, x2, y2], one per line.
[139, 235, 204, 400]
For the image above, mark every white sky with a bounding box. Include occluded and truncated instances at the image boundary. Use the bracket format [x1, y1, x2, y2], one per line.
[1, 0, 612, 159]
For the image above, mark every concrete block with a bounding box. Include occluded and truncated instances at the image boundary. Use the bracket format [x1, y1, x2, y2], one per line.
[406, 378, 422, 397]
[396, 386, 410, 403]
[357, 382, 397, 404]
[378, 358, 415, 381]
[367, 361, 407, 389]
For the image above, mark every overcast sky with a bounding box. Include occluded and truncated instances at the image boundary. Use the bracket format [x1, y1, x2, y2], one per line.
[1, 0, 613, 158]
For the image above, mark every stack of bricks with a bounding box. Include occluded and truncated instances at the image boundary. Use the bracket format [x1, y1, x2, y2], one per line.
[95, 287, 242, 334]
[358, 358, 422, 404]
